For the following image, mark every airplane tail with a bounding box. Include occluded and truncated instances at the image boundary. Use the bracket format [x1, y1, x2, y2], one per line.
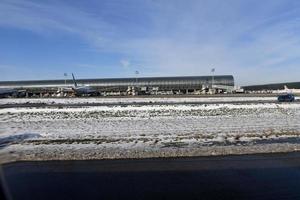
[72, 73, 78, 88]
[284, 85, 293, 94]
[284, 85, 289, 90]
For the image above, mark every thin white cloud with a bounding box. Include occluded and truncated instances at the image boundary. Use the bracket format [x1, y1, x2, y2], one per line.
[120, 59, 131, 69]
[1, 0, 300, 84]
[0, 0, 113, 41]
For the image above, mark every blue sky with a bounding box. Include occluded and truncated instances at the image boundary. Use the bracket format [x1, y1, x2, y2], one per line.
[1, 0, 300, 85]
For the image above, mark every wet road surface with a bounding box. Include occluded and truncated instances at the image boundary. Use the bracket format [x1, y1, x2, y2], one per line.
[2, 152, 300, 200]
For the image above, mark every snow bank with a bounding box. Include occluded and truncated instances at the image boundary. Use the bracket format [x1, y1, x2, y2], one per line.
[1, 101, 300, 161]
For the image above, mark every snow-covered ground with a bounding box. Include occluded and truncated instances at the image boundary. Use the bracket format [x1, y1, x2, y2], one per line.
[1, 101, 300, 162]
[0, 96, 288, 105]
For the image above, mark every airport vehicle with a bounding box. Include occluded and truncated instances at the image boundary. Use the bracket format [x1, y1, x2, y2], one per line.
[277, 94, 295, 102]
[71, 73, 99, 96]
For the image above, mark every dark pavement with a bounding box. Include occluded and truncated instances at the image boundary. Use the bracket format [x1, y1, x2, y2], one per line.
[2, 152, 300, 200]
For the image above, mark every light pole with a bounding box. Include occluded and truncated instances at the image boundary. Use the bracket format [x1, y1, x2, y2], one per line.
[133, 70, 139, 96]
[211, 68, 215, 89]
[135, 70, 139, 86]
[64, 73, 68, 86]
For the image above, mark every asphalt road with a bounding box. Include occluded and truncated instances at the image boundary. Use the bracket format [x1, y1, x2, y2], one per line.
[1, 100, 300, 108]
[2, 152, 300, 200]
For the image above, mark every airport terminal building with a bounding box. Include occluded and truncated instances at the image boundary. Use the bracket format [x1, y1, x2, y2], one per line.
[243, 82, 300, 92]
[0, 75, 235, 95]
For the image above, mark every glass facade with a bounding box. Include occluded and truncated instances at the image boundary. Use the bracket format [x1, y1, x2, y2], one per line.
[0, 75, 234, 91]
